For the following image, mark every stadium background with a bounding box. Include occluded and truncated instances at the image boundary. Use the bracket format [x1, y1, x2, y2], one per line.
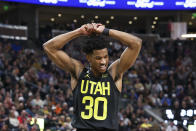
[0, 0, 196, 130]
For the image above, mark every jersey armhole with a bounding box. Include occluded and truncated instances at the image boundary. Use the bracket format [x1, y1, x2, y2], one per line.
[107, 71, 121, 94]
[72, 68, 88, 93]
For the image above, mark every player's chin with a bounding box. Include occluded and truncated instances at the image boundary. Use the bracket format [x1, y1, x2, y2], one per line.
[99, 68, 107, 73]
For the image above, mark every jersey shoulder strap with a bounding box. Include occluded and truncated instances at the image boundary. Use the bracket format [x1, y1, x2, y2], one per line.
[72, 67, 88, 92]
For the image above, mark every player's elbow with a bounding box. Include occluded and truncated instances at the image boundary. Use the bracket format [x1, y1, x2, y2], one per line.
[136, 38, 142, 48]
[43, 43, 49, 53]
[132, 38, 142, 50]
[43, 41, 55, 52]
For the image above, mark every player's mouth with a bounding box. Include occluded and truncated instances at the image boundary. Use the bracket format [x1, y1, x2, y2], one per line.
[99, 65, 106, 71]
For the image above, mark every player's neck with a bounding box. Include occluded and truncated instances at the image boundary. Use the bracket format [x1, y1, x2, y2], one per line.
[92, 70, 102, 77]
[90, 67, 102, 77]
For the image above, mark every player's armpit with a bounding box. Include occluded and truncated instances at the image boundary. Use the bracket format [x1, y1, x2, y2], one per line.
[108, 59, 121, 81]
[108, 59, 123, 92]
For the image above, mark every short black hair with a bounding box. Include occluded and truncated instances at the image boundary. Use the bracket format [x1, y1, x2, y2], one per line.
[82, 35, 109, 55]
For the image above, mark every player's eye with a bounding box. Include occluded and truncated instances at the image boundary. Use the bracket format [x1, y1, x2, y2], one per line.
[95, 56, 102, 60]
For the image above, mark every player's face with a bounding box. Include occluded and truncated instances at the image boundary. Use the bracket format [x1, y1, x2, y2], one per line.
[88, 48, 109, 75]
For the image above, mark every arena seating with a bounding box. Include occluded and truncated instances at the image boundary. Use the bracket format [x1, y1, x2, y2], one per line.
[0, 34, 195, 130]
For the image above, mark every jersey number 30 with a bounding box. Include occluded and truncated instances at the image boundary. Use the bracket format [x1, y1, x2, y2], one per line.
[81, 96, 107, 120]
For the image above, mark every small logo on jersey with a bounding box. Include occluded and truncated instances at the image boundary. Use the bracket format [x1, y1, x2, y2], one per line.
[85, 74, 90, 78]
[102, 74, 108, 78]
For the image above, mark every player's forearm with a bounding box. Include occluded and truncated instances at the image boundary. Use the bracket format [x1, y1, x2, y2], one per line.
[43, 28, 82, 51]
[109, 29, 142, 49]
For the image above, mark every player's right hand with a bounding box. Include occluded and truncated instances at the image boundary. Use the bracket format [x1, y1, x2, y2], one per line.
[79, 23, 94, 35]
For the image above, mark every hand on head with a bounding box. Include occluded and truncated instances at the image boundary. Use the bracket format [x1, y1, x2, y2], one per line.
[92, 23, 105, 34]
[79, 23, 105, 35]
[79, 24, 93, 35]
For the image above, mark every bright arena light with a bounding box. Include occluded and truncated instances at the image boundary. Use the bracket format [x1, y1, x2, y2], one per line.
[187, 109, 193, 117]
[81, 15, 85, 19]
[189, 21, 193, 25]
[173, 120, 178, 125]
[129, 21, 133, 24]
[166, 109, 174, 119]
[183, 120, 187, 126]
[110, 16, 114, 20]
[73, 19, 77, 23]
[58, 13, 62, 17]
[181, 34, 196, 38]
[180, 109, 186, 117]
[153, 21, 157, 24]
[50, 18, 55, 22]
[188, 125, 196, 131]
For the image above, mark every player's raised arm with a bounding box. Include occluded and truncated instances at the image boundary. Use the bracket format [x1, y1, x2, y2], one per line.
[43, 24, 94, 80]
[108, 28, 142, 75]
[92, 23, 142, 77]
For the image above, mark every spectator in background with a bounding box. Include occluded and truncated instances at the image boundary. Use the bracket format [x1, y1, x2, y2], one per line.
[166, 122, 177, 131]
[30, 94, 44, 108]
[149, 93, 161, 107]
[139, 117, 152, 131]
[119, 113, 131, 131]
[64, 116, 73, 130]
[55, 103, 62, 115]
[0, 106, 9, 129]
[58, 115, 66, 130]
[134, 78, 145, 94]
[1, 124, 8, 131]
[161, 94, 171, 107]
[172, 100, 181, 120]
[151, 80, 162, 95]
[17, 110, 29, 130]
[8, 110, 19, 130]
[30, 118, 40, 131]
[129, 113, 138, 129]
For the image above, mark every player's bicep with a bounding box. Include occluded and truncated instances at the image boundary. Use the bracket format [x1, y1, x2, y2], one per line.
[118, 47, 141, 73]
[109, 47, 140, 80]
[44, 48, 80, 74]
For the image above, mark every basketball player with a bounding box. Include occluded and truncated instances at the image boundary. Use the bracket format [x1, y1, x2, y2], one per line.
[43, 23, 142, 131]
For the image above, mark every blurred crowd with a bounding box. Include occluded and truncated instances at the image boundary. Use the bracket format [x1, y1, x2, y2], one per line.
[0, 35, 195, 131]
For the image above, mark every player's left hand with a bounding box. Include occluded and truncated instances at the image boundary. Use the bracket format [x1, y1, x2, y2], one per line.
[92, 23, 105, 34]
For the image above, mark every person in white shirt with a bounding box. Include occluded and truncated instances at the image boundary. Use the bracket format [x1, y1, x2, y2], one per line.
[9, 110, 19, 129]
[166, 122, 178, 131]
[30, 94, 44, 108]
